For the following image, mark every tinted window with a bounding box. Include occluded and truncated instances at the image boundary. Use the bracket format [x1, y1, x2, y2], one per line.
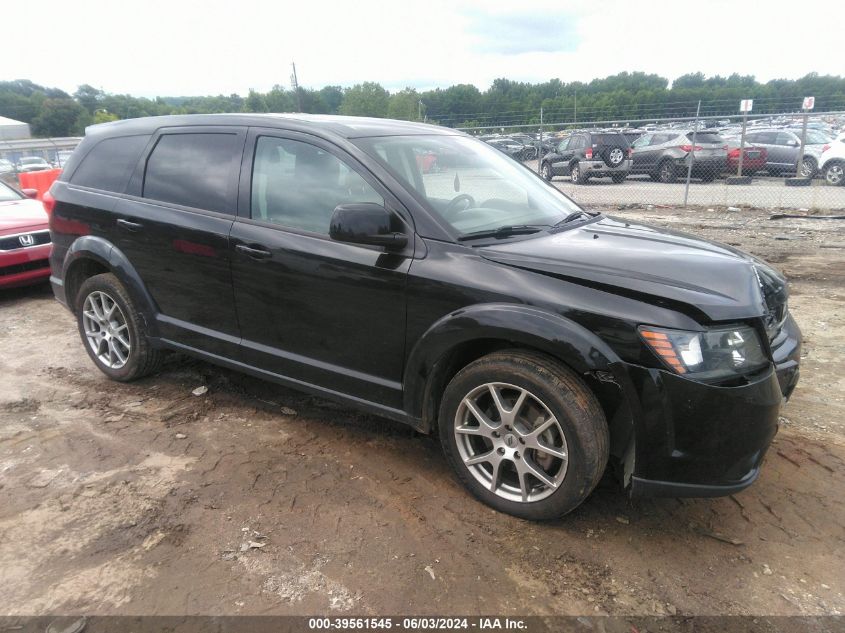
[143, 133, 241, 213]
[570, 136, 586, 150]
[592, 134, 629, 147]
[70, 135, 150, 193]
[752, 132, 778, 144]
[687, 133, 723, 144]
[251, 136, 383, 234]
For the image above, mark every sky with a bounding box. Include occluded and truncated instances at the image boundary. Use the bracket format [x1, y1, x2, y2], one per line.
[2, 0, 842, 97]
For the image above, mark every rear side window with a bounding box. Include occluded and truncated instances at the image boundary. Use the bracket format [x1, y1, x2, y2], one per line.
[143, 133, 241, 213]
[688, 133, 723, 144]
[69, 135, 150, 193]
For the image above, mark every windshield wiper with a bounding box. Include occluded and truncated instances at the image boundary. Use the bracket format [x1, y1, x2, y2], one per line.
[552, 210, 594, 227]
[457, 224, 549, 242]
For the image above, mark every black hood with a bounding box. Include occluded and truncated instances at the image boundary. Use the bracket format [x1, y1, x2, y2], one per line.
[478, 216, 786, 322]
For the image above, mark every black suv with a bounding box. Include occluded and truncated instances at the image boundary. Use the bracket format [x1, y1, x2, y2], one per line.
[48, 114, 801, 520]
[540, 132, 632, 184]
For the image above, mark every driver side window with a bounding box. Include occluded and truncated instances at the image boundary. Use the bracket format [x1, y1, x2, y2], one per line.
[251, 136, 383, 234]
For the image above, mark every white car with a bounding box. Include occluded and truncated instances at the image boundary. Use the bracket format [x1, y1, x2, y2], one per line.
[819, 133, 845, 186]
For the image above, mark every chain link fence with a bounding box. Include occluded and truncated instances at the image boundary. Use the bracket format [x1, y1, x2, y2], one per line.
[460, 110, 845, 212]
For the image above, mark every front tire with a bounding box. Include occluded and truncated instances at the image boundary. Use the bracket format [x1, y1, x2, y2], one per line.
[824, 161, 844, 186]
[76, 273, 163, 382]
[438, 351, 609, 520]
[658, 159, 677, 183]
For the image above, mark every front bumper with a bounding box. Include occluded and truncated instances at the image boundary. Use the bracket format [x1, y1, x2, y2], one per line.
[627, 315, 801, 497]
[0, 243, 52, 289]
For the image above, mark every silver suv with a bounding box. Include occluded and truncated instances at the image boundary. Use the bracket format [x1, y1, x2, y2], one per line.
[630, 131, 727, 183]
[744, 128, 831, 177]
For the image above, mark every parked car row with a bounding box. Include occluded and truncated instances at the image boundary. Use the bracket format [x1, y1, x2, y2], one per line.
[534, 122, 843, 185]
[0, 156, 62, 174]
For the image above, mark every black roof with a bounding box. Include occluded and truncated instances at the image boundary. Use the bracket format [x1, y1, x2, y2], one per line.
[86, 113, 461, 140]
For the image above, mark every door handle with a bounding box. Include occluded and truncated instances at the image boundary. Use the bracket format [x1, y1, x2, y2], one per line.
[117, 218, 143, 232]
[235, 244, 272, 260]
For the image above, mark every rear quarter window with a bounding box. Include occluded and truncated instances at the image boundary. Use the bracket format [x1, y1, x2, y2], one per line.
[143, 133, 241, 213]
[69, 135, 151, 193]
[688, 133, 723, 144]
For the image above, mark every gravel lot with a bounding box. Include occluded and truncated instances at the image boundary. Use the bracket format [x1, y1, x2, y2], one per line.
[1, 207, 843, 617]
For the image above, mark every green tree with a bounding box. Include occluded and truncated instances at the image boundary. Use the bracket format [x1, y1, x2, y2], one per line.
[245, 90, 269, 113]
[319, 85, 344, 113]
[388, 88, 421, 120]
[74, 84, 104, 113]
[339, 82, 389, 117]
[31, 98, 86, 137]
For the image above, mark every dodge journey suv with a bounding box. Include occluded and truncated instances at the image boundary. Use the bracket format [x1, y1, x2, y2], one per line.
[47, 114, 801, 520]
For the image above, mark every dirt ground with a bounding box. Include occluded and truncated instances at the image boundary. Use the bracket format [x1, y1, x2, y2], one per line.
[1, 206, 843, 617]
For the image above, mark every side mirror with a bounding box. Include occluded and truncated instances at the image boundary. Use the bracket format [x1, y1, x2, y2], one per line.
[329, 203, 408, 249]
[21, 188, 39, 200]
[787, 140, 799, 147]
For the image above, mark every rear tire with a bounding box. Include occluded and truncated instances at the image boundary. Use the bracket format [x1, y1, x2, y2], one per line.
[541, 162, 552, 181]
[658, 159, 676, 183]
[438, 350, 609, 520]
[570, 162, 587, 184]
[75, 273, 163, 382]
[800, 157, 817, 179]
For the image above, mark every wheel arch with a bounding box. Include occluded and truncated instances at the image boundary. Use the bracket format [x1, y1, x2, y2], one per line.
[403, 303, 627, 435]
[61, 236, 159, 334]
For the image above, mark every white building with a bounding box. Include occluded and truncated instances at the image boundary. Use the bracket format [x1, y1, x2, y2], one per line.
[0, 116, 32, 140]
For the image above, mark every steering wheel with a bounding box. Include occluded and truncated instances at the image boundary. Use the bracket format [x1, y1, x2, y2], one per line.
[446, 193, 476, 214]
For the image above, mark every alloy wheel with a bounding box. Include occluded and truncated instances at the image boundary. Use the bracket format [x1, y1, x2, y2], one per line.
[453, 382, 569, 503]
[825, 164, 843, 186]
[81, 291, 131, 369]
[609, 148, 624, 165]
[800, 159, 815, 178]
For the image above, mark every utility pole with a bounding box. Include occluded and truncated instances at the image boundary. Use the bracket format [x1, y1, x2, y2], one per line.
[290, 62, 302, 112]
[683, 100, 701, 207]
[537, 106, 543, 175]
[574, 89, 577, 124]
[795, 106, 809, 178]
[418, 99, 424, 121]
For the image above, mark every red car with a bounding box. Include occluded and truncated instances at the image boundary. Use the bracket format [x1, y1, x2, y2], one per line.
[724, 140, 768, 176]
[0, 181, 52, 289]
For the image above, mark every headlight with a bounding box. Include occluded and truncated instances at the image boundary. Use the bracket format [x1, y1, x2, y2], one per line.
[639, 325, 769, 380]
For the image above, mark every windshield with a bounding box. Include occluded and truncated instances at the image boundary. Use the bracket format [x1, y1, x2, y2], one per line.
[20, 157, 44, 165]
[353, 135, 585, 237]
[0, 181, 23, 202]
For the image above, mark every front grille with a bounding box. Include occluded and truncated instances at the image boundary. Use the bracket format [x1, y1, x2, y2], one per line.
[0, 230, 51, 251]
[0, 259, 50, 277]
